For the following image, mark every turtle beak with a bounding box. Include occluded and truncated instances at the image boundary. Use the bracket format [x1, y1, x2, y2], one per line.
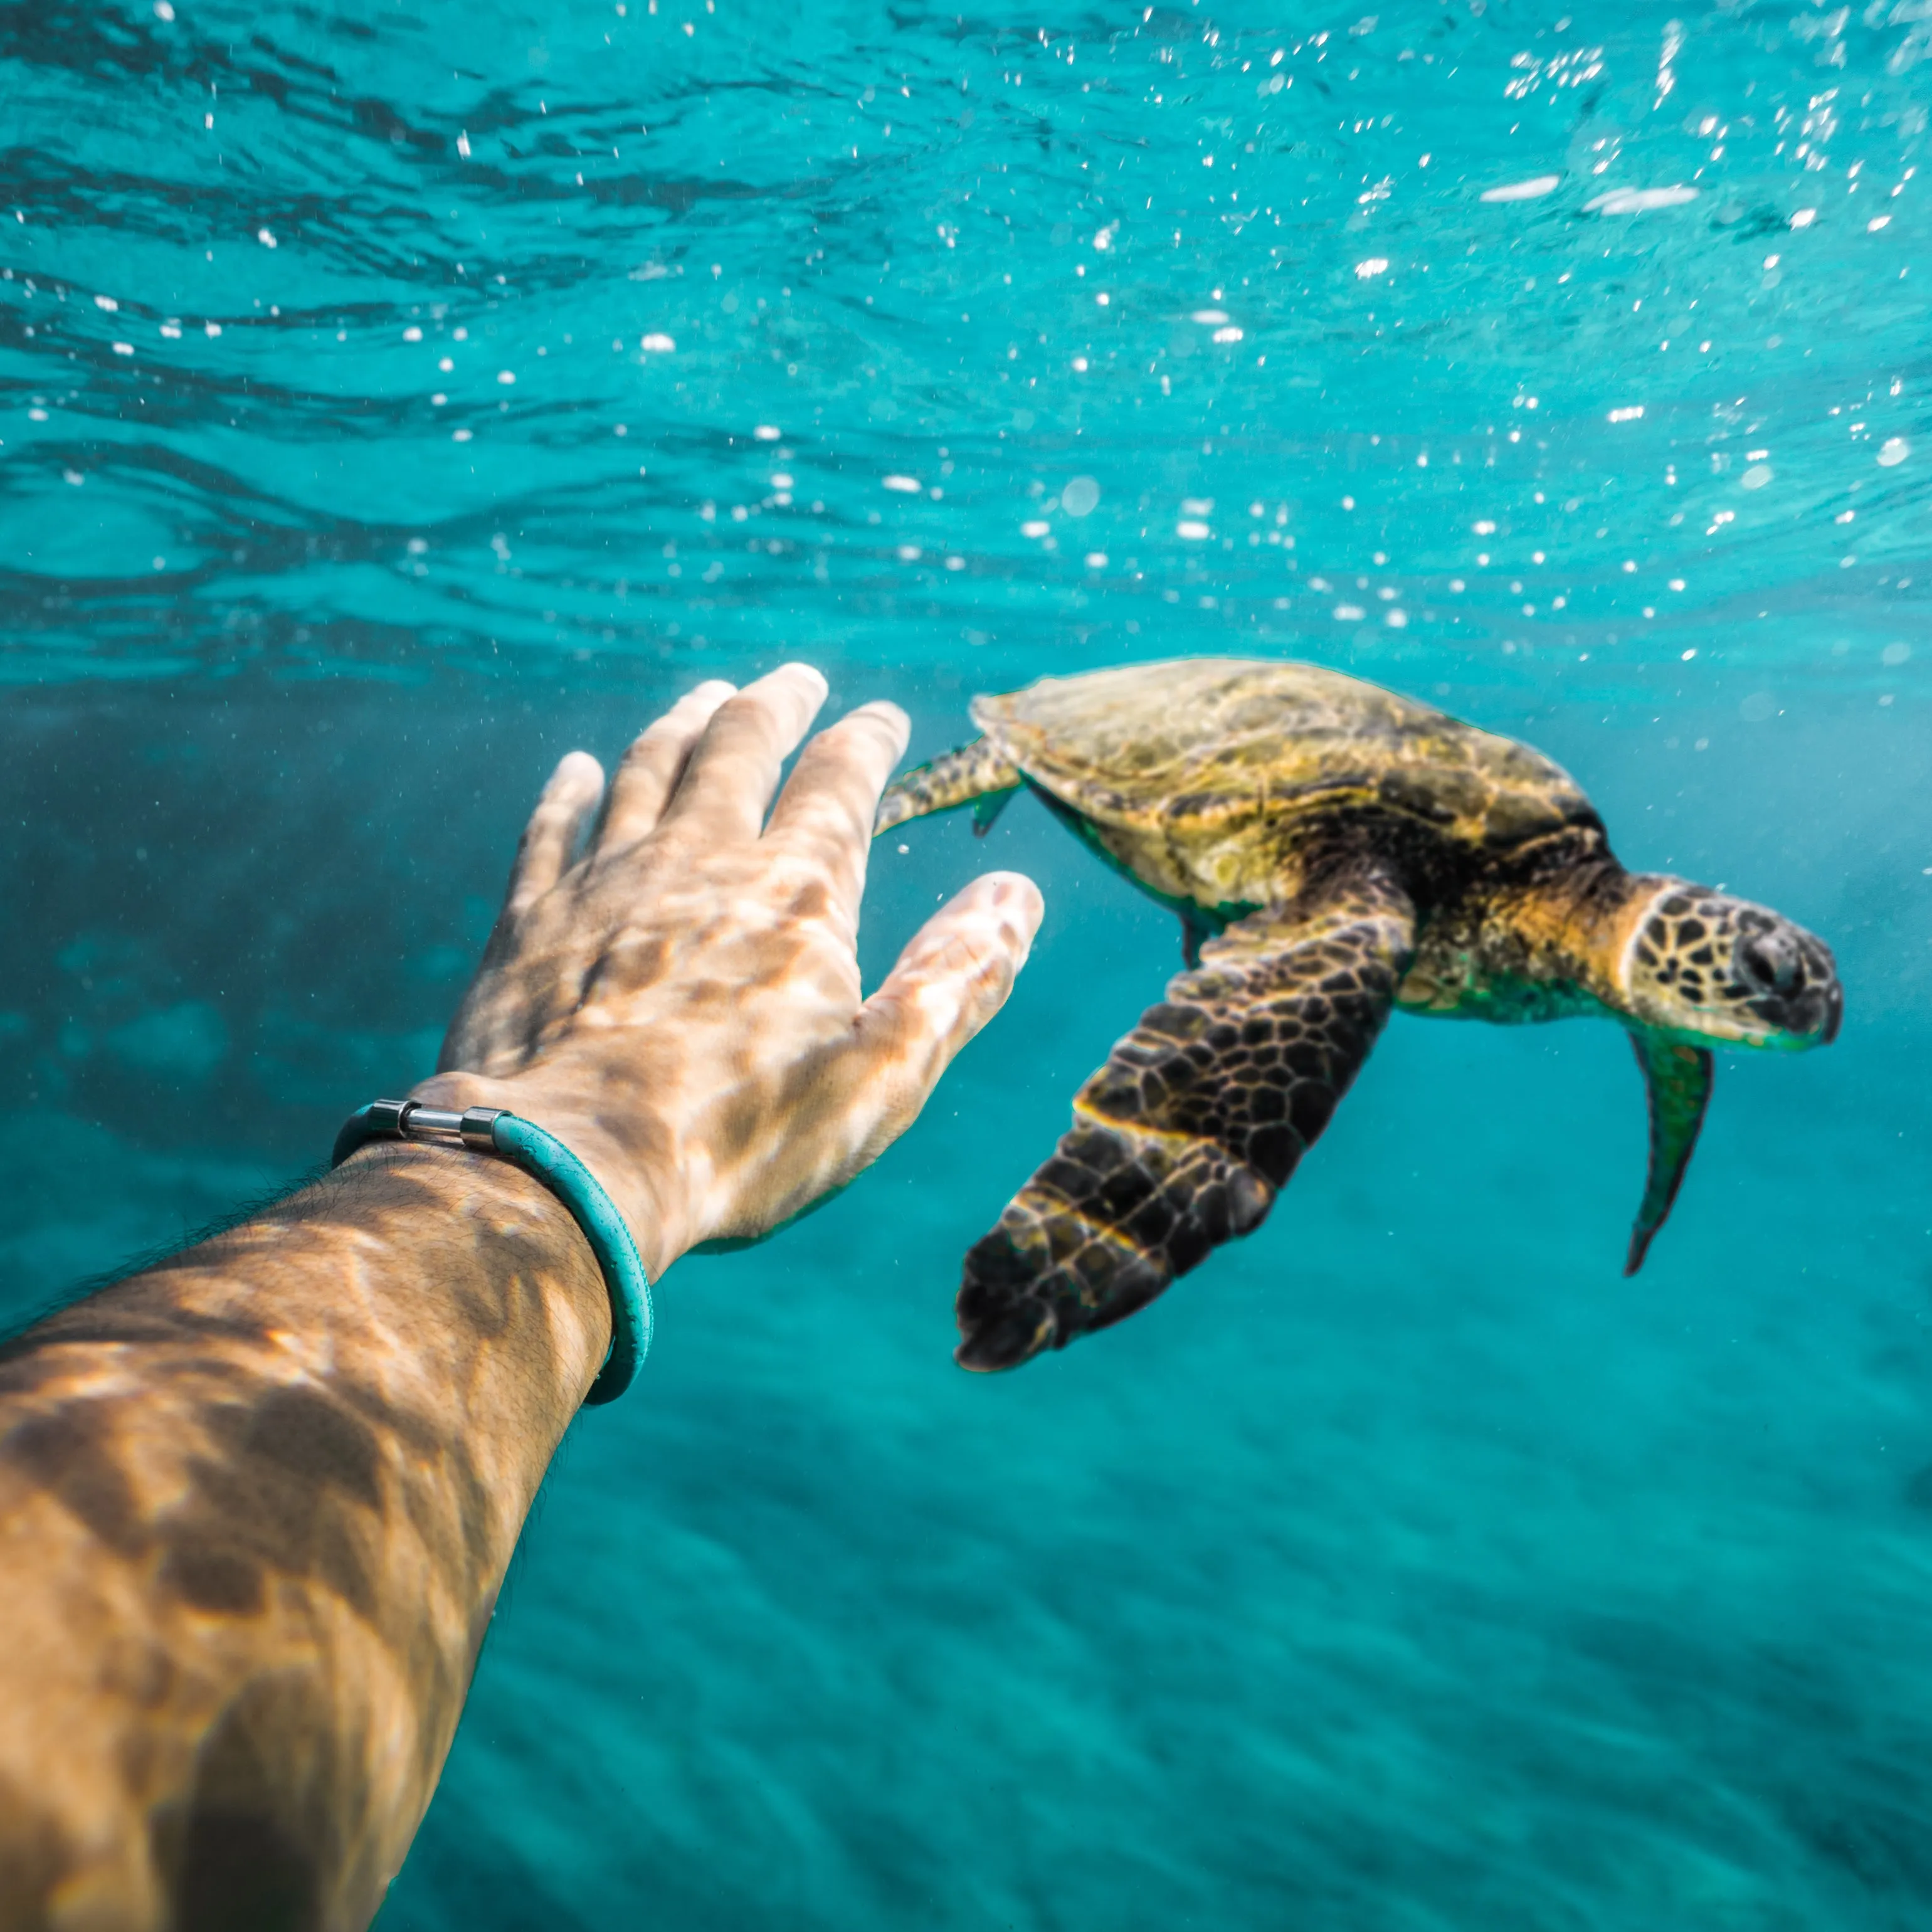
[1737, 926, 1841, 1046]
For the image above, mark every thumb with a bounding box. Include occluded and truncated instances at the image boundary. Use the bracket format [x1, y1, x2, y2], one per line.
[843, 870, 1045, 1148]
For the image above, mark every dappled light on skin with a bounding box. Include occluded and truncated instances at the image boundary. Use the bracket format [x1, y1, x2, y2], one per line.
[420, 667, 1040, 1275]
[0, 669, 1039, 1928]
[0, 1151, 609, 1929]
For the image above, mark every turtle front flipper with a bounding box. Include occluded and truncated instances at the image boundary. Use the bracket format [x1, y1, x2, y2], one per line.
[874, 737, 1022, 836]
[955, 867, 1417, 1371]
[1624, 1033, 1713, 1275]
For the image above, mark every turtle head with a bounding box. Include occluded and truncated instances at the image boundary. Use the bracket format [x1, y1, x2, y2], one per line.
[1617, 880, 1842, 1050]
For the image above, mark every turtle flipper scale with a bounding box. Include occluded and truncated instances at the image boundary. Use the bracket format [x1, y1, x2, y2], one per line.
[1624, 1033, 1713, 1274]
[955, 868, 1417, 1371]
[874, 737, 1022, 836]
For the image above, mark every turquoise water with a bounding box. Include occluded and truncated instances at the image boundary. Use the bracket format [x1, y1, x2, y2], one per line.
[3, 0, 1931, 1921]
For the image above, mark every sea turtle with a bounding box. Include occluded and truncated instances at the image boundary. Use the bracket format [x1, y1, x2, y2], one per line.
[875, 657, 1842, 1373]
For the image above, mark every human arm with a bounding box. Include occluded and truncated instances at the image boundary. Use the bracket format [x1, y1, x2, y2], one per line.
[0, 667, 1042, 1931]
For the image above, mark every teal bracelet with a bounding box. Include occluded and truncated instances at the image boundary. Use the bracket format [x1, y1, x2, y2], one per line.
[331, 1100, 652, 1405]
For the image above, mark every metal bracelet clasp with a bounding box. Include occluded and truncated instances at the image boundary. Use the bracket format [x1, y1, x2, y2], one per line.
[367, 1097, 505, 1153]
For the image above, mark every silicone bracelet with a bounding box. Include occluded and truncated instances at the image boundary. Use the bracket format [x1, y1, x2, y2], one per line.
[331, 1100, 651, 1405]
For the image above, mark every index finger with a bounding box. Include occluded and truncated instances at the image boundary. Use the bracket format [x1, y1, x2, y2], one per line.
[763, 700, 910, 916]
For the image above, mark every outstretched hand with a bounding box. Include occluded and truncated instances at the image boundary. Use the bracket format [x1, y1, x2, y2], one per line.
[411, 664, 1043, 1279]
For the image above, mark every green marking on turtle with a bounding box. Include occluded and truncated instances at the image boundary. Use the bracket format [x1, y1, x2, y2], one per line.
[875, 658, 1843, 1372]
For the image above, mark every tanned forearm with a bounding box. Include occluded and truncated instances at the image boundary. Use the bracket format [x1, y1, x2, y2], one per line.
[0, 666, 1040, 1932]
[0, 1146, 607, 1930]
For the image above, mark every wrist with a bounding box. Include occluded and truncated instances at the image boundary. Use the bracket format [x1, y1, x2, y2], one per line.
[334, 1134, 616, 1399]
[404, 1072, 685, 1279]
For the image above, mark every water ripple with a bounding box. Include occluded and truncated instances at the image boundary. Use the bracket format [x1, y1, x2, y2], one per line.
[0, 0, 1924, 697]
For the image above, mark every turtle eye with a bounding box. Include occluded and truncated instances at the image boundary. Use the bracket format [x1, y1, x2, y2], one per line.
[1737, 928, 1800, 995]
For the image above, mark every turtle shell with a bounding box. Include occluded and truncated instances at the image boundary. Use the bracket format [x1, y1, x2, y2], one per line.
[971, 657, 1595, 855]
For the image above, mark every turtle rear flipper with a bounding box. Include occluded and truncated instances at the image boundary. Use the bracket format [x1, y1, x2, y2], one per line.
[874, 737, 1021, 836]
[955, 867, 1417, 1370]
